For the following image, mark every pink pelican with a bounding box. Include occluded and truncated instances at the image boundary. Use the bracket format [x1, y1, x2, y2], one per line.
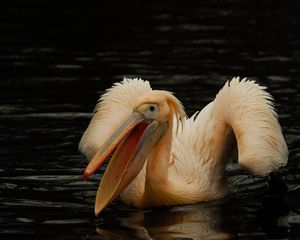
[79, 77, 288, 216]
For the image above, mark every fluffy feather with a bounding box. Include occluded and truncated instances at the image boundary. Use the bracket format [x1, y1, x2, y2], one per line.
[80, 77, 288, 208]
[79, 78, 151, 159]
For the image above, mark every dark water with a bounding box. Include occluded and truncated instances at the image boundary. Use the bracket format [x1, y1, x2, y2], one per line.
[1, 0, 300, 239]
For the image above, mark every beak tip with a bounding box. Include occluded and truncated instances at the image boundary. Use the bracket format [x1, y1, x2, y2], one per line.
[94, 207, 101, 217]
[82, 171, 90, 181]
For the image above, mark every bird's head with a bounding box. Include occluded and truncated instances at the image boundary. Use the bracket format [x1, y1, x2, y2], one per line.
[82, 90, 185, 216]
[134, 90, 185, 123]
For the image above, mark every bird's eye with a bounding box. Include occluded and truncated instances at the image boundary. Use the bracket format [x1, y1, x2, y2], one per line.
[149, 105, 155, 112]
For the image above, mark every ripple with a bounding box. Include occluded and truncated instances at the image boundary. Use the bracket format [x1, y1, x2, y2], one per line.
[1, 198, 87, 209]
[16, 217, 35, 223]
[53, 64, 83, 69]
[0, 112, 92, 119]
[267, 75, 291, 82]
[42, 219, 90, 225]
[289, 214, 300, 224]
[0, 175, 80, 181]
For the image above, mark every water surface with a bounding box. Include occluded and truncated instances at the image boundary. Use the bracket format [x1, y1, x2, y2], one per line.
[1, 0, 300, 239]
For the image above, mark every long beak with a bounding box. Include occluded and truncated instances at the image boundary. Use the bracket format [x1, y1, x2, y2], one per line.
[95, 120, 167, 215]
[82, 112, 168, 216]
[83, 112, 146, 180]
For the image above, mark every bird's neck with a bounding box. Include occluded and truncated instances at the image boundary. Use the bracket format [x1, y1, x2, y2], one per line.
[145, 114, 174, 186]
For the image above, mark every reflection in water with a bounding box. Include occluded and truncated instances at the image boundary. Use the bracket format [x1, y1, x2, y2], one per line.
[97, 202, 231, 240]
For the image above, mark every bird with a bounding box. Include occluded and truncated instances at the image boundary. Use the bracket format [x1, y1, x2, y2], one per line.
[79, 77, 288, 216]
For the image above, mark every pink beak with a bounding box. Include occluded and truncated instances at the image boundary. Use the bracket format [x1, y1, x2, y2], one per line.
[82, 112, 167, 216]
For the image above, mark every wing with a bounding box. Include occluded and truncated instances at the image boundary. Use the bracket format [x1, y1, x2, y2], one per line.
[176, 77, 288, 177]
[209, 77, 288, 176]
[79, 78, 152, 160]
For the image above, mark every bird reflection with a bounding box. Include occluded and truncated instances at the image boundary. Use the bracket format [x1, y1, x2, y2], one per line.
[96, 202, 231, 240]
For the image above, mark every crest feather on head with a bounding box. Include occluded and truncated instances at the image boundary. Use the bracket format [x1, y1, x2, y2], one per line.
[135, 90, 186, 120]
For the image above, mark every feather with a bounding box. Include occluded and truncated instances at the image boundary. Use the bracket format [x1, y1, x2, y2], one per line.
[80, 77, 288, 209]
[79, 78, 151, 160]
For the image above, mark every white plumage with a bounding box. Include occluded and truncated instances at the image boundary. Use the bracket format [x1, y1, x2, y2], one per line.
[79, 77, 288, 215]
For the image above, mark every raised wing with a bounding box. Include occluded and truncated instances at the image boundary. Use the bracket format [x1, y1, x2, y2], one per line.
[207, 77, 288, 176]
[177, 77, 288, 178]
[79, 78, 152, 160]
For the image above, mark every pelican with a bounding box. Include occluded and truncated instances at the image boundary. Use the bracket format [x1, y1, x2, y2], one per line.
[79, 77, 288, 216]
